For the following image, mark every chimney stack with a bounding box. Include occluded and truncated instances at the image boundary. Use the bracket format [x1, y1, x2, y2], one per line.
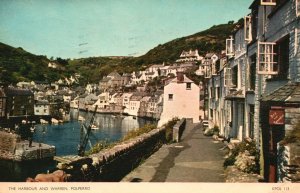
[176, 71, 184, 83]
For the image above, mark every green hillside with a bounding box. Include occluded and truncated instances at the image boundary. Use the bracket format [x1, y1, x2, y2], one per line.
[0, 43, 68, 85]
[0, 20, 238, 85]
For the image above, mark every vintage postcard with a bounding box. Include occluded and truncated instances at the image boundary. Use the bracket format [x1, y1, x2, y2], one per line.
[0, 0, 299, 193]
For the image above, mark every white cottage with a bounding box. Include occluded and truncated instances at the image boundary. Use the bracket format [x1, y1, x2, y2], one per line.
[158, 72, 200, 126]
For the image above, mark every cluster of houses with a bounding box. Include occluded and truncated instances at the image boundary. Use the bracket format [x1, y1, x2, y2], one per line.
[198, 0, 300, 182]
[0, 48, 209, 127]
[70, 51, 207, 121]
[0, 82, 74, 126]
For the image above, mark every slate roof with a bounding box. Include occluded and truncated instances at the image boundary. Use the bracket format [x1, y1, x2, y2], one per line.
[261, 82, 300, 103]
[4, 87, 33, 96]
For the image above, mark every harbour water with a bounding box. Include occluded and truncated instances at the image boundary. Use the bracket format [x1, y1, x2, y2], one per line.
[0, 110, 156, 181]
[34, 110, 156, 156]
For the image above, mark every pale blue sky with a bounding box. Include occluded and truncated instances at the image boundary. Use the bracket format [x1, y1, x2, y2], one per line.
[0, 0, 253, 59]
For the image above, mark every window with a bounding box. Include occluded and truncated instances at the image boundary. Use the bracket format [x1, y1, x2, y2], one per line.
[260, 0, 276, 6]
[224, 67, 232, 87]
[244, 16, 252, 42]
[211, 62, 217, 75]
[232, 66, 238, 87]
[216, 87, 220, 99]
[257, 42, 277, 75]
[210, 87, 215, 98]
[204, 65, 211, 79]
[251, 9, 258, 41]
[226, 36, 234, 56]
[249, 55, 257, 90]
[168, 94, 173, 101]
[186, 83, 191, 90]
[273, 35, 290, 79]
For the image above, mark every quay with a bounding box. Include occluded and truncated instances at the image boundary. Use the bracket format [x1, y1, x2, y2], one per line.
[121, 121, 226, 182]
[0, 131, 55, 161]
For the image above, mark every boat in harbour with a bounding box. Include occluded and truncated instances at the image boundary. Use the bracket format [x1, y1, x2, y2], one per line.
[91, 124, 99, 130]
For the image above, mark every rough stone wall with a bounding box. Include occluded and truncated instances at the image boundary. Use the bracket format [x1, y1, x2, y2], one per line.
[61, 127, 166, 182]
[14, 143, 56, 161]
[277, 142, 300, 182]
[285, 108, 300, 133]
[0, 131, 20, 159]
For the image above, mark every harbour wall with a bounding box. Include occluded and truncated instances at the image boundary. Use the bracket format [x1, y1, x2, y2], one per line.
[58, 126, 167, 181]
[0, 131, 20, 160]
[0, 130, 55, 161]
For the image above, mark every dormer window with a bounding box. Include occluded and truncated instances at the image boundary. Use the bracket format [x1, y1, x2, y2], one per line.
[257, 42, 278, 75]
[260, 0, 276, 6]
[244, 16, 252, 42]
[226, 36, 234, 56]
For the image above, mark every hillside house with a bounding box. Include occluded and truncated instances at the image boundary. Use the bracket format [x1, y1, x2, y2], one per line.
[122, 93, 133, 113]
[3, 87, 34, 117]
[99, 72, 123, 91]
[34, 100, 50, 116]
[176, 49, 203, 63]
[93, 92, 109, 109]
[158, 72, 200, 126]
[138, 96, 151, 117]
[125, 93, 144, 116]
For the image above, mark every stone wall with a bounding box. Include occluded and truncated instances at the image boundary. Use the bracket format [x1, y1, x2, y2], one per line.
[0, 131, 20, 160]
[59, 127, 166, 182]
[14, 142, 56, 161]
[285, 108, 300, 133]
[172, 118, 186, 142]
[277, 142, 300, 182]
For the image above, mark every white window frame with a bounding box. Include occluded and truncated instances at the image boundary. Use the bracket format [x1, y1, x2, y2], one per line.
[244, 16, 252, 42]
[204, 65, 211, 79]
[260, 0, 276, 6]
[226, 36, 234, 56]
[257, 41, 278, 75]
[224, 67, 233, 87]
[297, 0, 300, 17]
[211, 62, 217, 76]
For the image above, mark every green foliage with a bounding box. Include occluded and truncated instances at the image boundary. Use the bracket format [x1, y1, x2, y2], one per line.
[223, 140, 260, 174]
[0, 21, 239, 85]
[0, 42, 67, 84]
[122, 124, 156, 141]
[213, 125, 219, 133]
[164, 117, 179, 143]
[85, 124, 157, 155]
[85, 139, 115, 156]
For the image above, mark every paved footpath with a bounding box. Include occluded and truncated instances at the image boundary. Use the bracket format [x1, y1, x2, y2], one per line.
[121, 120, 226, 182]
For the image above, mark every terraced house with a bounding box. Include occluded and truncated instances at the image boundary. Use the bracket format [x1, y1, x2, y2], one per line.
[205, 0, 300, 182]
